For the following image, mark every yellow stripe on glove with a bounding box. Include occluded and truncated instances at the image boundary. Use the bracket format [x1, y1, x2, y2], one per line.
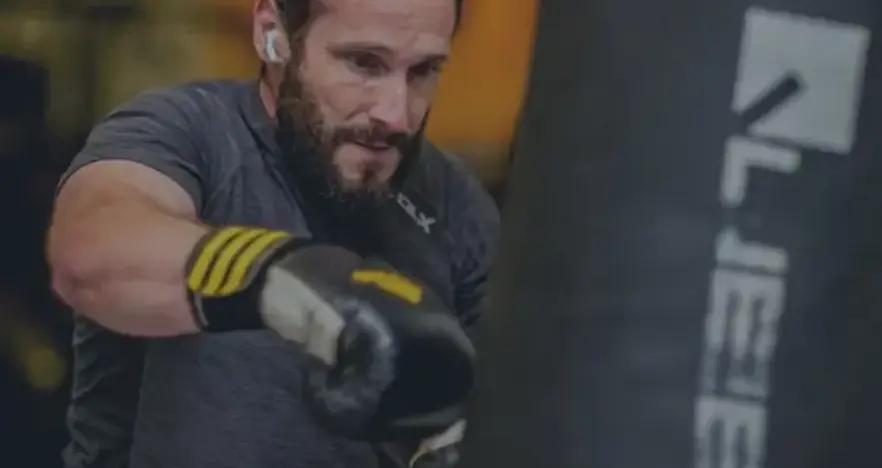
[351, 269, 424, 304]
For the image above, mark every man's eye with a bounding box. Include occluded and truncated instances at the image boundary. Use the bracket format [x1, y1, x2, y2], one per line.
[347, 53, 385, 76]
[410, 62, 444, 79]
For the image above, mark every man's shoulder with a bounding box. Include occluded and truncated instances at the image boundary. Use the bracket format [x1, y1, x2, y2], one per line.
[70, 79, 259, 208]
[113, 79, 250, 124]
[417, 141, 497, 210]
[413, 141, 500, 243]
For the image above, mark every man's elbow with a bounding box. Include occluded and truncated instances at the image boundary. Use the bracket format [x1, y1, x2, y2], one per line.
[48, 225, 103, 311]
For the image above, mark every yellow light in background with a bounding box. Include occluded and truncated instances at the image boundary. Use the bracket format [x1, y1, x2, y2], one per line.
[203, 0, 260, 78]
[25, 346, 66, 392]
[426, 0, 540, 185]
[0, 307, 67, 393]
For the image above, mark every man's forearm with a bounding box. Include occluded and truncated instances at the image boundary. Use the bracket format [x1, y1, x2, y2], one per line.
[49, 201, 208, 337]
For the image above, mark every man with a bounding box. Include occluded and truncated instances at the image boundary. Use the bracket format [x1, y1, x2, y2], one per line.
[47, 0, 499, 467]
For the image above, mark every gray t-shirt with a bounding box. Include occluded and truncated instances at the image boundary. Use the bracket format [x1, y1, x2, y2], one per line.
[60, 80, 499, 468]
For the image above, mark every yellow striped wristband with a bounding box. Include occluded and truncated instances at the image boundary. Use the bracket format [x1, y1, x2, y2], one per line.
[185, 226, 298, 332]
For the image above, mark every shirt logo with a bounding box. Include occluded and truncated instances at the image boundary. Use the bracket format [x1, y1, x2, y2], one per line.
[396, 191, 437, 235]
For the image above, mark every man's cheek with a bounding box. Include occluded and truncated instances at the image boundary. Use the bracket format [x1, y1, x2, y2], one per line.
[319, 80, 367, 119]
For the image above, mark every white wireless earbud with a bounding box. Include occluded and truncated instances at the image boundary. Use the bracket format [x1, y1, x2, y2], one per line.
[265, 28, 283, 64]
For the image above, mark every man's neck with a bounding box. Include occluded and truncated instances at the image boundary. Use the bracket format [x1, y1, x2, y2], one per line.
[258, 72, 281, 120]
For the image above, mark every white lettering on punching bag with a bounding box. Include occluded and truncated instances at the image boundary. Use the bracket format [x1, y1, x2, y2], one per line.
[695, 7, 868, 468]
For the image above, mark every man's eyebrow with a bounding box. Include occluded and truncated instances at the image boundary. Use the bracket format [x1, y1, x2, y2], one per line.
[329, 41, 449, 62]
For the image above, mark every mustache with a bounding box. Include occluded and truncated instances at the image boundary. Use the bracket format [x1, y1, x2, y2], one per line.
[330, 125, 412, 152]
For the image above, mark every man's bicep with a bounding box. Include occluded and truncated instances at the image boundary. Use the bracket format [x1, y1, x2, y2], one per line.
[56, 160, 197, 221]
[60, 89, 207, 210]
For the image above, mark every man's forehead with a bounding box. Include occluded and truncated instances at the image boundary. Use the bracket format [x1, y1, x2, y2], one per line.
[318, 0, 455, 53]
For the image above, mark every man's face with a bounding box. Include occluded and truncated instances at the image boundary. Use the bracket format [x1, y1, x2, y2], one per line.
[277, 0, 454, 199]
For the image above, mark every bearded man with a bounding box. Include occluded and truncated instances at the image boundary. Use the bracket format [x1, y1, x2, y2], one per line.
[48, 1, 499, 467]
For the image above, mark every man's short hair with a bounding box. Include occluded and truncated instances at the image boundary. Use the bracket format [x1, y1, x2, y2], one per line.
[275, 0, 465, 36]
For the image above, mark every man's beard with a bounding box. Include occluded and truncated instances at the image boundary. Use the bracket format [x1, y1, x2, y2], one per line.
[275, 61, 425, 208]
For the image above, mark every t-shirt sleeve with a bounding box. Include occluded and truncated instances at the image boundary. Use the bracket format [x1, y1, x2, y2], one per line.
[449, 167, 502, 330]
[61, 88, 207, 209]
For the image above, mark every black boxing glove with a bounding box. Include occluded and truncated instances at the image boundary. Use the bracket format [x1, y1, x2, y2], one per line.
[185, 227, 474, 441]
[303, 256, 474, 442]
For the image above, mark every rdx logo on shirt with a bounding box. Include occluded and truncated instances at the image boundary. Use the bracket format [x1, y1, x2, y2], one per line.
[396, 191, 437, 235]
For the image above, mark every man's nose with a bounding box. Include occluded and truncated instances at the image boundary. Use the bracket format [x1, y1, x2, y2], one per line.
[368, 75, 411, 134]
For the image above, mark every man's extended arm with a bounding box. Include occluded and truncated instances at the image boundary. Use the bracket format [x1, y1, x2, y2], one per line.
[49, 160, 208, 337]
[48, 89, 213, 337]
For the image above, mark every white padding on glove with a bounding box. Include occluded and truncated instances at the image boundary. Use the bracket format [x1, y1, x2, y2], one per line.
[260, 264, 345, 366]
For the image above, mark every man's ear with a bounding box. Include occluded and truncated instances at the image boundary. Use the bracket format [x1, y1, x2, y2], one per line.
[253, 0, 290, 64]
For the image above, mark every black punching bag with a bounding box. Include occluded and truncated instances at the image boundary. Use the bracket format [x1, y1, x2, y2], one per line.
[460, 1, 882, 468]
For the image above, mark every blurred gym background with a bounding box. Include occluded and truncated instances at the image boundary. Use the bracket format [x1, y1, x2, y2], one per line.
[0, 0, 537, 466]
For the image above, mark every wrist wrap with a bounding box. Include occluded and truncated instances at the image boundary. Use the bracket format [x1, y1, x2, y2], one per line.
[185, 226, 297, 332]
